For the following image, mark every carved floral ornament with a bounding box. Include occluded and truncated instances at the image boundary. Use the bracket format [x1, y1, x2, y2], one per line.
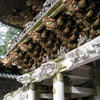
[17, 62, 58, 85]
[62, 0, 86, 11]
[18, 43, 29, 51]
[10, 51, 19, 60]
[1, 57, 11, 67]
[4, 88, 29, 100]
[28, 31, 40, 41]
[42, 16, 57, 30]
[62, 0, 79, 15]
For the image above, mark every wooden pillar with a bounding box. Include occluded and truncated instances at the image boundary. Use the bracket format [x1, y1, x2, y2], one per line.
[53, 73, 65, 100]
[93, 81, 100, 100]
[92, 61, 100, 100]
[78, 98, 82, 100]
[65, 76, 72, 100]
[28, 83, 40, 100]
[93, 66, 100, 100]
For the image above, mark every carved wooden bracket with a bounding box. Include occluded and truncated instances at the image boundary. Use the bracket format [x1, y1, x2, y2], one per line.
[17, 62, 57, 85]
[42, 16, 57, 30]
[18, 43, 29, 52]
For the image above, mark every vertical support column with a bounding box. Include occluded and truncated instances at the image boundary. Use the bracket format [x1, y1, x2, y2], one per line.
[94, 83, 100, 100]
[93, 64, 100, 100]
[78, 98, 82, 100]
[53, 73, 65, 100]
[65, 76, 72, 100]
[28, 83, 36, 100]
[92, 61, 100, 100]
[28, 83, 40, 100]
[36, 84, 40, 100]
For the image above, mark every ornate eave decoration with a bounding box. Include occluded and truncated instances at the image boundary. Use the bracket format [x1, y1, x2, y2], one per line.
[42, 16, 57, 30]
[18, 43, 29, 52]
[28, 31, 40, 41]
[10, 51, 19, 60]
[62, 0, 79, 15]
[6, 0, 60, 55]
[1, 57, 12, 67]
[17, 62, 57, 85]
[17, 36, 100, 85]
[57, 36, 100, 71]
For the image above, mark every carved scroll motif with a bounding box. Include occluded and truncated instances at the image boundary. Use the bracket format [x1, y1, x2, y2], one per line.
[61, 36, 100, 70]
[17, 62, 57, 85]
[17, 74, 31, 86]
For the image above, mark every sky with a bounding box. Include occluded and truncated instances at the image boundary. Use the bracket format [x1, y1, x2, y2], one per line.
[0, 22, 9, 45]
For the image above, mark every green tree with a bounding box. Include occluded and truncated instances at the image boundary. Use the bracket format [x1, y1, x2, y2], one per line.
[0, 23, 22, 56]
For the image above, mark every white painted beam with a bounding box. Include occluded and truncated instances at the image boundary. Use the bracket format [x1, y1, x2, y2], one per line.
[60, 36, 100, 72]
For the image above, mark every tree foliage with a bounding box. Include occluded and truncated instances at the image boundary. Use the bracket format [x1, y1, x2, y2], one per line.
[0, 23, 22, 56]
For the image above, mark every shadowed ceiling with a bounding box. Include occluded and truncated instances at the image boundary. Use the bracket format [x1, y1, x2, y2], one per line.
[0, 0, 45, 28]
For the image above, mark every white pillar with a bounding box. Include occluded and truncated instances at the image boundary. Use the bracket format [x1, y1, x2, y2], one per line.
[28, 83, 40, 100]
[53, 73, 65, 100]
[27, 84, 36, 100]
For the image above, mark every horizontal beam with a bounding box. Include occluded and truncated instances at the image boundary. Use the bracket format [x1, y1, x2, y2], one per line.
[66, 86, 92, 94]
[41, 74, 91, 87]
[59, 36, 100, 72]
[39, 85, 92, 94]
[67, 75, 91, 80]
[40, 87, 92, 99]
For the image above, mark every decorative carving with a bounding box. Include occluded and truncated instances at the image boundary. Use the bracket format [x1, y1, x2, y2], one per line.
[41, 53, 49, 63]
[86, 8, 94, 18]
[42, 16, 57, 30]
[1, 57, 12, 67]
[17, 62, 58, 84]
[62, 0, 79, 15]
[57, 45, 67, 57]
[33, 62, 57, 82]
[17, 91, 26, 100]
[4, 88, 29, 100]
[18, 43, 29, 51]
[17, 74, 31, 86]
[60, 36, 100, 70]
[78, 0, 86, 8]
[78, 32, 89, 46]
[10, 51, 19, 60]
[28, 31, 40, 41]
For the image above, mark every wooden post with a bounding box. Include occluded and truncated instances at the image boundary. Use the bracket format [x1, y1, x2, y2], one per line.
[78, 98, 82, 100]
[28, 83, 40, 100]
[53, 73, 65, 100]
[93, 61, 100, 100]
